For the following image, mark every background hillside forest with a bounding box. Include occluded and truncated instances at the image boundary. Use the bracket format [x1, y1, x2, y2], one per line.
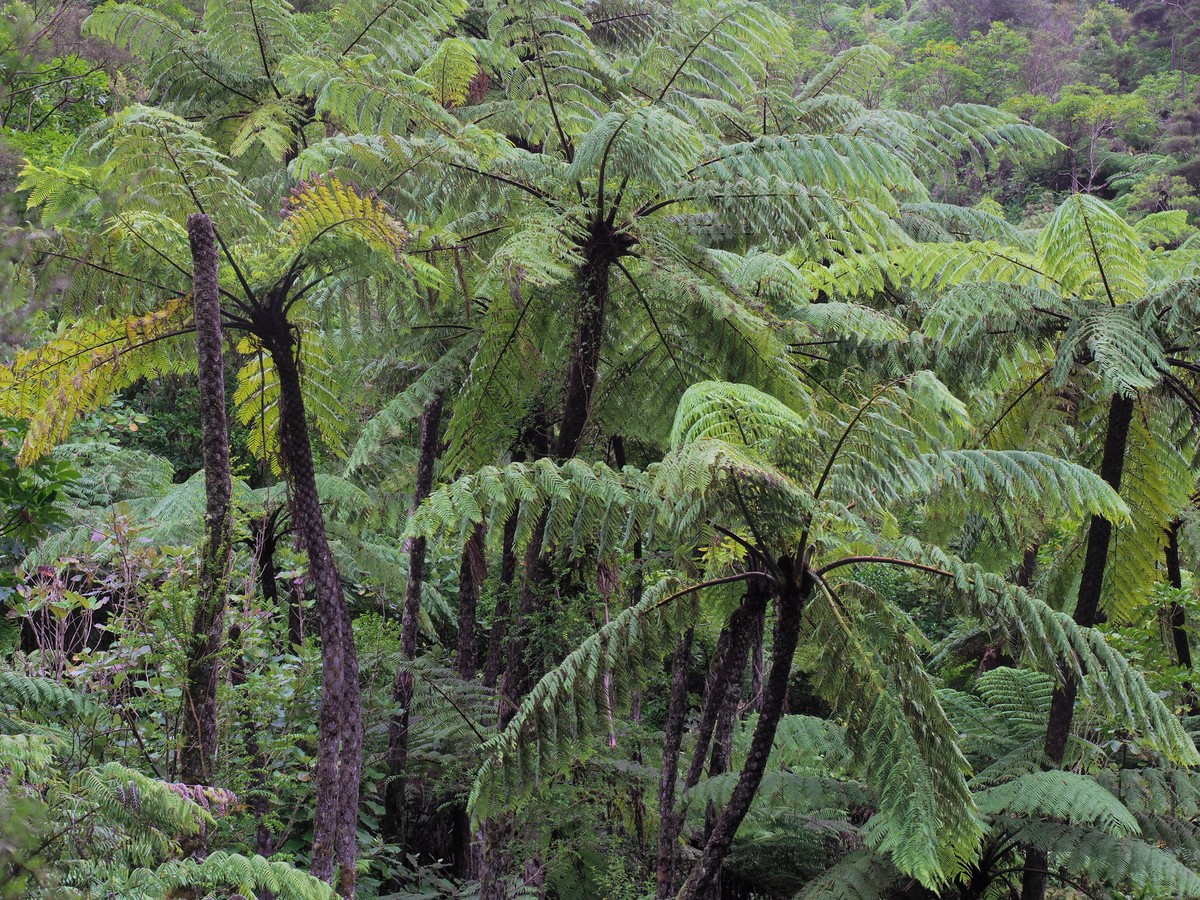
[14, 1, 1200, 899]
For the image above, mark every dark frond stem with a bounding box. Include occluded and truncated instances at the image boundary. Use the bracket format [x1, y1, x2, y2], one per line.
[179, 213, 234, 789]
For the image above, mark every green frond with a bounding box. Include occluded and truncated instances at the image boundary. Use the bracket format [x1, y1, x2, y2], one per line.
[75, 761, 214, 841]
[0, 301, 193, 465]
[683, 770, 873, 825]
[793, 850, 900, 900]
[0, 733, 57, 781]
[0, 671, 101, 721]
[486, 0, 612, 148]
[567, 106, 704, 197]
[893, 541, 1199, 766]
[468, 574, 698, 821]
[281, 56, 459, 136]
[282, 175, 409, 258]
[1038, 193, 1148, 305]
[233, 333, 350, 469]
[229, 99, 306, 161]
[1000, 820, 1200, 897]
[1095, 767, 1200, 819]
[632, 1, 788, 131]
[134, 850, 337, 900]
[78, 105, 262, 225]
[1095, 413, 1191, 621]
[977, 771, 1139, 835]
[329, 0, 468, 66]
[805, 579, 981, 888]
[415, 38, 481, 108]
[797, 44, 891, 102]
[411, 457, 655, 561]
[928, 450, 1130, 527]
[669, 380, 810, 449]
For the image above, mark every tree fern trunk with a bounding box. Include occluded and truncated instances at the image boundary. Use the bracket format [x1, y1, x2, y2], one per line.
[484, 513, 519, 690]
[457, 525, 486, 679]
[684, 588, 767, 793]
[1022, 392, 1134, 900]
[1166, 519, 1195, 707]
[179, 213, 233, 788]
[656, 627, 695, 899]
[263, 320, 362, 896]
[556, 235, 611, 459]
[384, 394, 444, 844]
[676, 569, 807, 900]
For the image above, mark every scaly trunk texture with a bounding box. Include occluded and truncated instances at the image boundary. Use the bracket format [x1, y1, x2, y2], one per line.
[1022, 393, 1134, 900]
[262, 317, 362, 895]
[656, 627, 695, 899]
[384, 394, 444, 845]
[179, 213, 234, 787]
[457, 525, 487, 678]
[677, 566, 808, 900]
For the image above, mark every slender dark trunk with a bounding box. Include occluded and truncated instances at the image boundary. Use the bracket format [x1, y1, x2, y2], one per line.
[656, 628, 695, 899]
[676, 567, 807, 900]
[500, 528, 550, 718]
[1165, 519, 1195, 706]
[180, 213, 234, 787]
[557, 235, 612, 459]
[1022, 393, 1134, 900]
[286, 575, 306, 648]
[500, 421, 551, 714]
[1166, 520, 1191, 668]
[683, 589, 768, 793]
[261, 315, 362, 896]
[484, 513, 519, 690]
[748, 602, 764, 713]
[457, 525, 487, 679]
[384, 395, 444, 844]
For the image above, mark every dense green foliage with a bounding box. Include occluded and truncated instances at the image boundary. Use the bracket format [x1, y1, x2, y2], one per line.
[6, 1, 1200, 899]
